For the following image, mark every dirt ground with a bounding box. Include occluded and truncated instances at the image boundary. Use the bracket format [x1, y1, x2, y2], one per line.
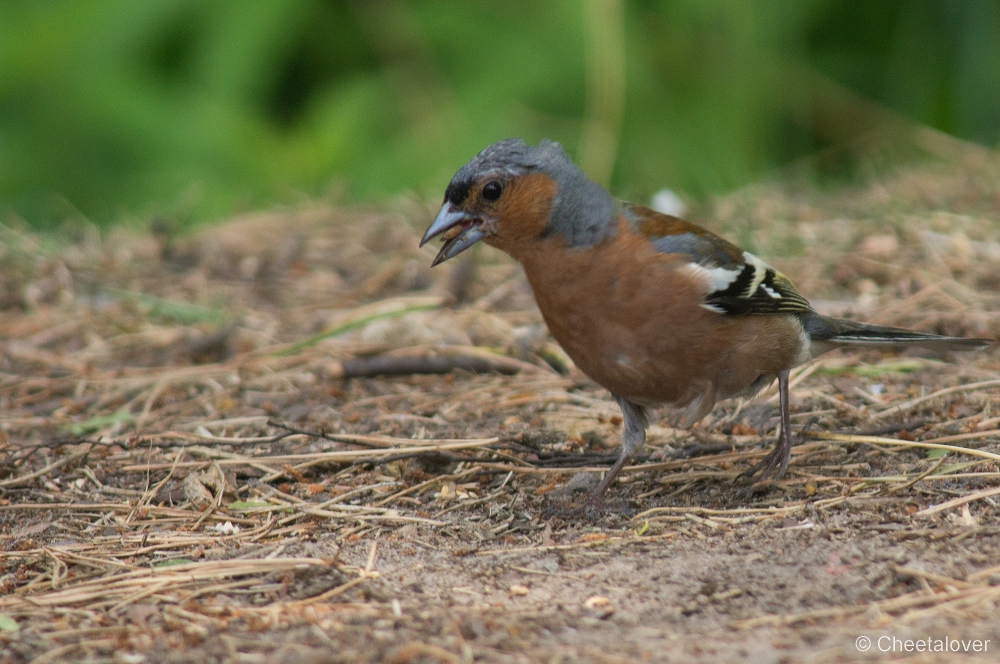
[3, 149, 1000, 663]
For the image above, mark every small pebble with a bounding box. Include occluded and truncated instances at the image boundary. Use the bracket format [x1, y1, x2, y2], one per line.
[558, 472, 598, 494]
[583, 595, 615, 619]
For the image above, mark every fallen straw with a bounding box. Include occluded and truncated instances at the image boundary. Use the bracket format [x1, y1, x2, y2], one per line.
[808, 432, 1000, 462]
[118, 437, 501, 471]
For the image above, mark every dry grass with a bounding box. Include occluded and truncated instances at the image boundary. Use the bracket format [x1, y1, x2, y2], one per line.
[2, 150, 1000, 662]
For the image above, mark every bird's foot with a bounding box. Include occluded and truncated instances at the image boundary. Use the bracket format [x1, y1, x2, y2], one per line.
[583, 493, 637, 519]
[586, 485, 617, 514]
[734, 442, 791, 501]
[736, 445, 789, 485]
[584, 495, 607, 519]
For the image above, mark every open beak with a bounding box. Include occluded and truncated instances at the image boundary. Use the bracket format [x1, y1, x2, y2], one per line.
[420, 203, 488, 266]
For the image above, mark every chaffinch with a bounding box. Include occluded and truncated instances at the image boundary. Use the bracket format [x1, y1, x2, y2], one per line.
[421, 138, 990, 501]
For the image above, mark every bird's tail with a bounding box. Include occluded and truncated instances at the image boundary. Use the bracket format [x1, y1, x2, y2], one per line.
[798, 312, 992, 352]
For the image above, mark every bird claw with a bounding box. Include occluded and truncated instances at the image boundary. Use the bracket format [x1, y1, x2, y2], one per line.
[734, 449, 788, 499]
[735, 446, 789, 485]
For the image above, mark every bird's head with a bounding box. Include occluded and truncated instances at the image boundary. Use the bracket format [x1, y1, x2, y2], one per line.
[420, 138, 617, 265]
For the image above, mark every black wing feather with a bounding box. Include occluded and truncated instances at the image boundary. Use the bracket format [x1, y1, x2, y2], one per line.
[626, 205, 814, 316]
[705, 267, 812, 315]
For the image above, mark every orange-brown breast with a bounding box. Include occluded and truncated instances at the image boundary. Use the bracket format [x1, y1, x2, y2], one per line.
[510, 217, 805, 419]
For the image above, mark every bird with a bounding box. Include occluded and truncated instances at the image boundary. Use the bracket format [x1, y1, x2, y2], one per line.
[420, 138, 991, 502]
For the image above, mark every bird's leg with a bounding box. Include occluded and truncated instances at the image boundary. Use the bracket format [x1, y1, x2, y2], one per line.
[590, 395, 648, 503]
[737, 369, 793, 484]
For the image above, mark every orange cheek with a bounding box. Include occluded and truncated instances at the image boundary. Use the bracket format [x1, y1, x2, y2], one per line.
[496, 173, 558, 241]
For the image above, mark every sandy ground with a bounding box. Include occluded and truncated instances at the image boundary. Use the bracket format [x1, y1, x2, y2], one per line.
[3, 150, 1000, 662]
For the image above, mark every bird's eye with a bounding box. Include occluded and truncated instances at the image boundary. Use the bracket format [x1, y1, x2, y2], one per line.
[482, 180, 503, 202]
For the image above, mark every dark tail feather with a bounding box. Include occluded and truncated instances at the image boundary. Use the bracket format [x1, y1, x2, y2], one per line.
[798, 313, 992, 352]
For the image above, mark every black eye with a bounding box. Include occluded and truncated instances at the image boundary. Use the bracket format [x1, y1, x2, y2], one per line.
[482, 180, 503, 202]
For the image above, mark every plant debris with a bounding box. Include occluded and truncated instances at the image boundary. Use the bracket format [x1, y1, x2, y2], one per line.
[3, 153, 1000, 662]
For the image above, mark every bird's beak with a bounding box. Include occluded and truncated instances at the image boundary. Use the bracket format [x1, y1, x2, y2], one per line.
[420, 203, 488, 266]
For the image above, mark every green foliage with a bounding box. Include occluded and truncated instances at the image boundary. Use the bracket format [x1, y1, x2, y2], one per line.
[153, 558, 195, 567]
[0, 614, 18, 633]
[275, 299, 440, 356]
[0, 0, 997, 228]
[64, 409, 134, 435]
[227, 501, 273, 511]
[105, 288, 228, 325]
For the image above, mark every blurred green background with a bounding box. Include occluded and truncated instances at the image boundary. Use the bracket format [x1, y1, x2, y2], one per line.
[1, 0, 997, 229]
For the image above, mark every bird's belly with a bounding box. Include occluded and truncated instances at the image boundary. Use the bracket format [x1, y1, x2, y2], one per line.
[520, 243, 805, 411]
[540, 304, 695, 404]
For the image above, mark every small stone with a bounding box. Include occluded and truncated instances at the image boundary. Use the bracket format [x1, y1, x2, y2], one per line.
[182, 473, 213, 507]
[583, 595, 615, 619]
[859, 233, 899, 259]
[557, 472, 598, 494]
[510, 585, 530, 596]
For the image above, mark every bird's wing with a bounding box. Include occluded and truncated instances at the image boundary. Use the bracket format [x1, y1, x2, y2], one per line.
[626, 205, 813, 316]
